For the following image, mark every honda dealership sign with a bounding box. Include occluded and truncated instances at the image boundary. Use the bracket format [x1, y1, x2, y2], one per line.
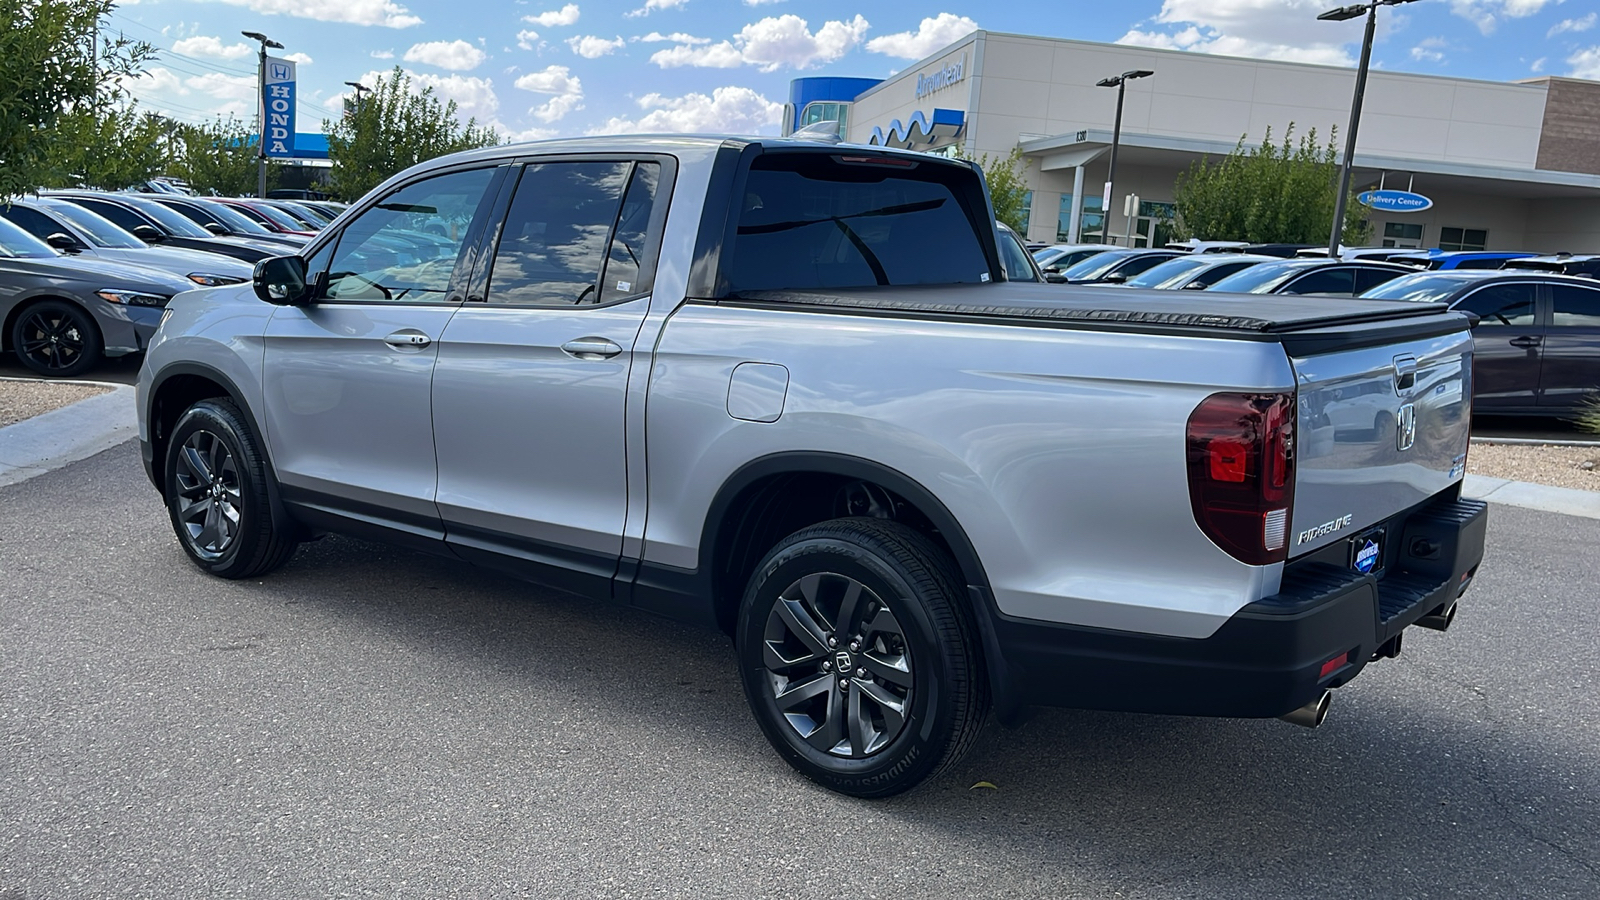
[261, 56, 296, 159]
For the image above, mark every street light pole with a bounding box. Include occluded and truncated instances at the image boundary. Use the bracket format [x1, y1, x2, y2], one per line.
[1096, 69, 1153, 246]
[242, 30, 284, 198]
[344, 81, 371, 116]
[1320, 0, 1417, 258]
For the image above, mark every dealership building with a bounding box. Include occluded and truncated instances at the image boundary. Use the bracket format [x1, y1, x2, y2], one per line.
[784, 31, 1600, 252]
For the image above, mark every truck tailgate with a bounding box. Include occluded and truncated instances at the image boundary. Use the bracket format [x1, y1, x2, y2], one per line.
[1289, 326, 1473, 558]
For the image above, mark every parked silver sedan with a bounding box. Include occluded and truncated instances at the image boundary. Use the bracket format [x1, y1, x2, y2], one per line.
[0, 217, 195, 376]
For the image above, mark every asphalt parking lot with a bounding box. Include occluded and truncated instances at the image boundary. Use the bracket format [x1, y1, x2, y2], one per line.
[2, 443, 1598, 899]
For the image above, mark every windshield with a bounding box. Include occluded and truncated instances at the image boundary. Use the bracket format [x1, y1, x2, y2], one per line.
[41, 201, 146, 248]
[0, 217, 57, 258]
[278, 202, 330, 226]
[189, 199, 274, 234]
[1058, 250, 1141, 281]
[1359, 272, 1481, 302]
[1207, 261, 1313, 294]
[117, 196, 215, 237]
[1122, 256, 1211, 289]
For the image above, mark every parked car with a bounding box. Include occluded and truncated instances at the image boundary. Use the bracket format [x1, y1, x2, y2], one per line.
[1116, 254, 1277, 291]
[146, 196, 306, 248]
[213, 198, 319, 237]
[1032, 243, 1112, 279]
[997, 221, 1043, 282]
[1295, 247, 1417, 262]
[0, 217, 195, 375]
[1163, 239, 1248, 253]
[138, 135, 1485, 797]
[1207, 258, 1414, 296]
[1238, 243, 1320, 259]
[1052, 248, 1184, 284]
[0, 197, 251, 286]
[1385, 250, 1537, 271]
[46, 192, 287, 263]
[1501, 253, 1600, 279]
[266, 200, 336, 228]
[1361, 270, 1600, 416]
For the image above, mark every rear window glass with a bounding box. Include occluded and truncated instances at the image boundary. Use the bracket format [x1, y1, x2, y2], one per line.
[726, 153, 990, 292]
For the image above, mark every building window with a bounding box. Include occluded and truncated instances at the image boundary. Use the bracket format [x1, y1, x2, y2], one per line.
[1019, 190, 1033, 233]
[1439, 226, 1488, 252]
[798, 102, 850, 134]
[1381, 222, 1424, 248]
[1057, 194, 1104, 243]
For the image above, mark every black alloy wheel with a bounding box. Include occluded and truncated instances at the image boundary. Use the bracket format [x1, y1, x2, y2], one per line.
[164, 399, 299, 579]
[12, 300, 101, 377]
[737, 517, 987, 798]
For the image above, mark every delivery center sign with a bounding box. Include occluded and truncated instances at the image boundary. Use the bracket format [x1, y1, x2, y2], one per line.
[261, 57, 296, 159]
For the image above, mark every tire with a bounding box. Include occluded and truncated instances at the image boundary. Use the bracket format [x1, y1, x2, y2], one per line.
[11, 300, 101, 377]
[736, 517, 988, 798]
[163, 398, 298, 579]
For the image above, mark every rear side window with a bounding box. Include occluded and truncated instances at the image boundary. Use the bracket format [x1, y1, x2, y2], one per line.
[1354, 267, 1402, 293]
[1457, 283, 1536, 326]
[1551, 284, 1600, 327]
[68, 199, 148, 234]
[727, 153, 991, 291]
[1283, 267, 1355, 296]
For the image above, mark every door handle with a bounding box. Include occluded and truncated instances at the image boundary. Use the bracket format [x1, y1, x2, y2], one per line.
[1508, 336, 1542, 348]
[383, 330, 432, 349]
[561, 337, 623, 360]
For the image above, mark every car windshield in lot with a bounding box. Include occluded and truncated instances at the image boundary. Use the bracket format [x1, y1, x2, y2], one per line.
[1057, 249, 1144, 281]
[113, 196, 216, 238]
[0, 218, 58, 258]
[1121, 256, 1214, 289]
[1206, 259, 1321, 293]
[1360, 272, 1486, 303]
[39, 200, 146, 249]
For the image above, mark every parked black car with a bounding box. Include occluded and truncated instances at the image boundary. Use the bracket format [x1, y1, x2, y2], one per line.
[1051, 248, 1183, 285]
[46, 193, 287, 263]
[146, 196, 306, 248]
[1501, 253, 1600, 279]
[1361, 270, 1600, 416]
[1207, 258, 1414, 296]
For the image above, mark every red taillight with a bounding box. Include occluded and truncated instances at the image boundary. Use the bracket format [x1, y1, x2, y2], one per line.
[1185, 392, 1296, 566]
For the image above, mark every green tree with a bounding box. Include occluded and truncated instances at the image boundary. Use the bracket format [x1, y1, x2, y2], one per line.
[955, 144, 1031, 233]
[41, 103, 170, 189]
[1172, 124, 1369, 246]
[0, 0, 153, 197]
[324, 67, 499, 201]
[176, 115, 281, 196]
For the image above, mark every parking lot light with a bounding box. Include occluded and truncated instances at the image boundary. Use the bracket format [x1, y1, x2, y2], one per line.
[1096, 69, 1153, 247]
[242, 31, 285, 199]
[1321, 0, 1419, 258]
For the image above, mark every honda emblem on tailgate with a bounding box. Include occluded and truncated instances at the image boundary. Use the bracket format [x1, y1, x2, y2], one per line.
[1396, 403, 1416, 451]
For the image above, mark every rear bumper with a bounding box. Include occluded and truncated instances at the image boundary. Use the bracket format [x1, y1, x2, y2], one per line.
[986, 492, 1487, 720]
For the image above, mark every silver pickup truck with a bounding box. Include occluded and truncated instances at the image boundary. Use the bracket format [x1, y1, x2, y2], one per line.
[137, 135, 1487, 797]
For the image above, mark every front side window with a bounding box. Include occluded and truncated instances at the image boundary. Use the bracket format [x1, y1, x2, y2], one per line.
[321, 167, 496, 303]
[485, 161, 664, 307]
[1551, 284, 1600, 327]
[0, 206, 66, 243]
[1457, 283, 1536, 326]
[42, 202, 145, 248]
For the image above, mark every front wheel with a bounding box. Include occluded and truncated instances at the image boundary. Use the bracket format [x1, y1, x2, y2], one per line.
[11, 300, 101, 377]
[164, 398, 298, 579]
[736, 517, 987, 797]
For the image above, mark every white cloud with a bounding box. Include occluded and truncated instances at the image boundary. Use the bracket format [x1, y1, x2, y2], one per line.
[134, 66, 189, 95]
[1531, 56, 1546, 72]
[171, 35, 254, 59]
[635, 31, 709, 43]
[1549, 13, 1597, 37]
[182, 71, 259, 117]
[1410, 36, 1447, 63]
[404, 39, 487, 70]
[650, 14, 869, 72]
[523, 4, 580, 27]
[1449, 0, 1558, 36]
[514, 64, 584, 122]
[503, 125, 560, 143]
[516, 30, 541, 50]
[414, 72, 499, 121]
[213, 0, 421, 28]
[590, 85, 782, 134]
[371, 49, 395, 59]
[744, 0, 784, 5]
[284, 52, 313, 65]
[1116, 0, 1362, 67]
[1570, 46, 1600, 80]
[627, 0, 689, 18]
[865, 13, 978, 60]
[567, 35, 626, 58]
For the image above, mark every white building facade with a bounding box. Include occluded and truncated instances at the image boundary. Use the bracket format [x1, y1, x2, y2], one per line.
[787, 31, 1600, 252]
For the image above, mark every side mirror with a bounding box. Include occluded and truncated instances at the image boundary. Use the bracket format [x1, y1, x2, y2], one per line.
[1182, 280, 1209, 290]
[1102, 272, 1128, 284]
[45, 232, 82, 252]
[1045, 273, 1068, 284]
[253, 255, 309, 306]
[203, 222, 229, 235]
[131, 224, 165, 243]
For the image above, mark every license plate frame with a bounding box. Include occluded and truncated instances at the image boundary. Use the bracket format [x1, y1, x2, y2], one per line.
[1349, 527, 1386, 576]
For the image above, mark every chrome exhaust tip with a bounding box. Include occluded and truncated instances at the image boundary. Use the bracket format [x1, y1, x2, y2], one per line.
[1416, 601, 1458, 632]
[1279, 690, 1330, 729]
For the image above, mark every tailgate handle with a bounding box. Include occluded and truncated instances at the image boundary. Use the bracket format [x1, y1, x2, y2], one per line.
[1392, 354, 1417, 392]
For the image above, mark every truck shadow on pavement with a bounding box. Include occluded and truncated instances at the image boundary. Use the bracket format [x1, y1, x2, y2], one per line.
[241, 531, 1599, 898]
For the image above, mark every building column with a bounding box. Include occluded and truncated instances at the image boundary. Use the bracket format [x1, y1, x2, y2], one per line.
[1068, 165, 1086, 243]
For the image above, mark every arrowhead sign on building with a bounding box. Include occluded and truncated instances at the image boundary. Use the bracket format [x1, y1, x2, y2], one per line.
[261, 56, 296, 159]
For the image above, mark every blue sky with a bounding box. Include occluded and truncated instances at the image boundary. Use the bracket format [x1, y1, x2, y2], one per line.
[108, 0, 1600, 141]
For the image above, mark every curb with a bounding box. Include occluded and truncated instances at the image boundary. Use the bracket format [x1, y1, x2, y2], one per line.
[1462, 473, 1600, 521]
[0, 382, 137, 488]
[1471, 436, 1600, 448]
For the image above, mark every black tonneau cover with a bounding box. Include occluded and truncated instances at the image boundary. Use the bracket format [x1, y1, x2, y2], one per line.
[724, 283, 1468, 354]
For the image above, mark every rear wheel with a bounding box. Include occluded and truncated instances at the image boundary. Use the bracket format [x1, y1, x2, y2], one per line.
[736, 517, 987, 797]
[164, 399, 298, 579]
[11, 300, 101, 377]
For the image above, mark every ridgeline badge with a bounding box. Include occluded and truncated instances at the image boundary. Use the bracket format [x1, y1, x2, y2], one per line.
[916, 53, 966, 99]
